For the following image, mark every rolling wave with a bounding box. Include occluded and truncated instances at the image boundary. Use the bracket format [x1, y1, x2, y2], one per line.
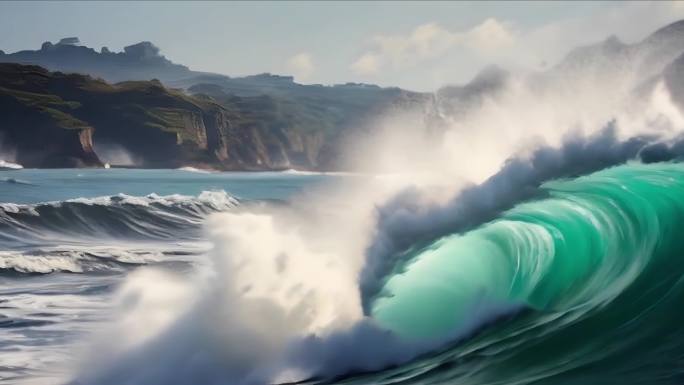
[365, 162, 684, 384]
[0, 190, 238, 246]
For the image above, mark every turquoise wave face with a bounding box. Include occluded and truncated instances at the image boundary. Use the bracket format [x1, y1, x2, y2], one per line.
[371, 162, 684, 341]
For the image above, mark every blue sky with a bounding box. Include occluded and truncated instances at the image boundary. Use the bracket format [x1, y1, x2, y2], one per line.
[1, 1, 683, 91]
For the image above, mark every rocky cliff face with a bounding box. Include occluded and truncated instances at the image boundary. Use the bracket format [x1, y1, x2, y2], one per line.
[0, 68, 101, 167]
[0, 63, 426, 170]
[0, 38, 434, 170]
[187, 82, 432, 170]
[0, 64, 219, 168]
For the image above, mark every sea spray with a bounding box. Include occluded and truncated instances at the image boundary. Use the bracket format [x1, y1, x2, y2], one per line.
[69, 33, 684, 385]
[372, 162, 684, 339]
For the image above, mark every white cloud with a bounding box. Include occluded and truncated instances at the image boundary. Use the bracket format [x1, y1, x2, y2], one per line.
[287, 52, 314, 81]
[350, 52, 382, 75]
[466, 18, 515, 53]
[348, 2, 684, 89]
[350, 18, 516, 76]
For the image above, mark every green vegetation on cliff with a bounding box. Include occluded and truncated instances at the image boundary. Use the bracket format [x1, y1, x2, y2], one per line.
[0, 63, 429, 170]
[0, 64, 227, 168]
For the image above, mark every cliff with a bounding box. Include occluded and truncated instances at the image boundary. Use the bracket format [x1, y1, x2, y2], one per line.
[0, 64, 210, 167]
[0, 39, 432, 170]
[188, 81, 430, 169]
[0, 63, 427, 170]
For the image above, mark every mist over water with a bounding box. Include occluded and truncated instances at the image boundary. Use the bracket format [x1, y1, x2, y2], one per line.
[92, 143, 139, 167]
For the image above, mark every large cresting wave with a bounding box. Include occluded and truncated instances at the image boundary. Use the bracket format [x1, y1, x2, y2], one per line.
[366, 162, 684, 384]
[67, 20, 684, 385]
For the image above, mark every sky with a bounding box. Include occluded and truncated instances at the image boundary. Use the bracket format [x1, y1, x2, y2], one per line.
[1, 1, 684, 91]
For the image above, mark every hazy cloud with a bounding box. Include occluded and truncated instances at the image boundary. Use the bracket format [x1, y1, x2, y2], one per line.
[349, 2, 684, 89]
[350, 53, 382, 75]
[351, 18, 516, 76]
[287, 52, 314, 81]
[465, 18, 516, 54]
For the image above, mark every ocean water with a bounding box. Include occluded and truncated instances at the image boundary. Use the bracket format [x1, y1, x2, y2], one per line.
[0, 169, 330, 204]
[364, 162, 684, 385]
[0, 168, 334, 384]
[5, 164, 684, 385]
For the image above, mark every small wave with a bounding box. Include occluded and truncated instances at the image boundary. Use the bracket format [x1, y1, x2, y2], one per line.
[0, 251, 85, 274]
[282, 168, 323, 175]
[0, 190, 239, 245]
[0, 160, 23, 170]
[281, 168, 359, 176]
[0, 315, 54, 328]
[0, 177, 32, 185]
[177, 166, 214, 173]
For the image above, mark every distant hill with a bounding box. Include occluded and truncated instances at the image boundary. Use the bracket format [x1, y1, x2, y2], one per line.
[0, 38, 192, 83]
[0, 63, 426, 170]
[555, 20, 684, 78]
[0, 38, 432, 170]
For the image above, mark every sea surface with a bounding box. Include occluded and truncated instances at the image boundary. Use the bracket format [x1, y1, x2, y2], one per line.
[5, 164, 684, 385]
[0, 168, 332, 384]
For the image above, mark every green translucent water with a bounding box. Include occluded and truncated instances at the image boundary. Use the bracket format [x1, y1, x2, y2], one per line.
[336, 162, 684, 384]
[372, 162, 684, 341]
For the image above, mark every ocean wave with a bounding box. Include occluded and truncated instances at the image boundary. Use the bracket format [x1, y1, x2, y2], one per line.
[0, 190, 238, 245]
[281, 168, 359, 176]
[70, 162, 684, 385]
[363, 162, 684, 384]
[0, 251, 85, 274]
[0, 177, 32, 185]
[176, 166, 215, 173]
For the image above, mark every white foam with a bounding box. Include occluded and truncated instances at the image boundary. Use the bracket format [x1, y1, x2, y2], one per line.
[1, 190, 238, 210]
[0, 159, 23, 170]
[0, 251, 84, 273]
[177, 166, 214, 173]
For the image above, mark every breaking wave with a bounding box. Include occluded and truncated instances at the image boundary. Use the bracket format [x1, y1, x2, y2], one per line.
[364, 162, 684, 384]
[0, 191, 238, 246]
